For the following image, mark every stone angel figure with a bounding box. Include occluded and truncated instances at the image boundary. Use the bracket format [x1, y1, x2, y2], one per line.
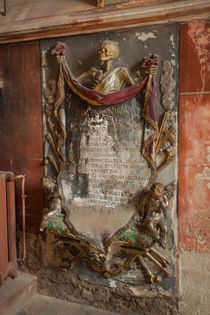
[137, 182, 175, 248]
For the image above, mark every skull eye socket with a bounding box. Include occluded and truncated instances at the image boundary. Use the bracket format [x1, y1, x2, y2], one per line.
[99, 47, 108, 55]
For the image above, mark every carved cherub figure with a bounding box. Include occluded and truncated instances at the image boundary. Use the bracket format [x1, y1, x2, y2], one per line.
[40, 196, 62, 231]
[138, 182, 175, 248]
[41, 176, 57, 193]
[40, 176, 62, 231]
[77, 40, 135, 94]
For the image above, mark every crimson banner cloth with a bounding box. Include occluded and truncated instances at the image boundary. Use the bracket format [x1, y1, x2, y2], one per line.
[52, 42, 159, 172]
[62, 60, 148, 106]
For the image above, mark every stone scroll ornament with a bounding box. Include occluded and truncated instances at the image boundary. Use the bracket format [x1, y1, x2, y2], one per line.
[40, 41, 176, 283]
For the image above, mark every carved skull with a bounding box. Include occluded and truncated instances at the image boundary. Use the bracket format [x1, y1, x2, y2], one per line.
[98, 40, 119, 64]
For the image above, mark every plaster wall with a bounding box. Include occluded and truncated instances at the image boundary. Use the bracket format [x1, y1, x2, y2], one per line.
[178, 20, 210, 315]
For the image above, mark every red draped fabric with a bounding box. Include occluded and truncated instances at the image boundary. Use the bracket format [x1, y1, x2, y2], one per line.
[62, 61, 148, 106]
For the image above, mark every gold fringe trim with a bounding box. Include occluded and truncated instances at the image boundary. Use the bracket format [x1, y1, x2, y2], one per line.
[63, 71, 104, 107]
[54, 66, 66, 175]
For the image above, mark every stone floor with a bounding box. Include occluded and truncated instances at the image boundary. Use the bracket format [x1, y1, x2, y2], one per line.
[1, 272, 132, 315]
[0, 272, 135, 315]
[9, 294, 126, 315]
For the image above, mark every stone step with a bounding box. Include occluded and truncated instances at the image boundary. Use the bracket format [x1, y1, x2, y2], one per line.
[8, 294, 125, 315]
[0, 272, 37, 315]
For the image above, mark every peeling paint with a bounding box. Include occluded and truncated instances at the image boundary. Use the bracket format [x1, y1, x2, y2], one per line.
[195, 146, 210, 189]
[187, 21, 210, 91]
[170, 34, 175, 49]
[108, 279, 117, 288]
[135, 32, 156, 41]
[207, 146, 210, 162]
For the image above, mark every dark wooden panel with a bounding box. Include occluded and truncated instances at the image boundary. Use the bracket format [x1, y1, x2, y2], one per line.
[9, 42, 42, 102]
[0, 46, 9, 139]
[0, 42, 44, 231]
[0, 42, 43, 159]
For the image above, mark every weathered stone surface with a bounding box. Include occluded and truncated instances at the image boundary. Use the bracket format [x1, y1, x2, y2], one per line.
[60, 96, 150, 244]
[18, 232, 178, 314]
[15, 294, 122, 315]
[39, 23, 178, 308]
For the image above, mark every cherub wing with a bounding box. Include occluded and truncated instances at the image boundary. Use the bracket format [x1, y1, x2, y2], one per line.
[138, 189, 149, 218]
[165, 182, 175, 200]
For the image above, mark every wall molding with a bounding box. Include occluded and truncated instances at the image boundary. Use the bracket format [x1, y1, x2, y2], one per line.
[0, 0, 209, 43]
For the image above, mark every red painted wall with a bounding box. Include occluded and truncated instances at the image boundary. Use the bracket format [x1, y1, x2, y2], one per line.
[179, 21, 210, 253]
[0, 42, 44, 231]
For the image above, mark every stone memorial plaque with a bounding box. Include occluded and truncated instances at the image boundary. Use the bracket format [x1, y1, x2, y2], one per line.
[40, 24, 178, 287]
[60, 98, 150, 245]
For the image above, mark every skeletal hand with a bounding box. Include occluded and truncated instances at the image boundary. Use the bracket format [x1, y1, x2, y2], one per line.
[145, 66, 157, 75]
